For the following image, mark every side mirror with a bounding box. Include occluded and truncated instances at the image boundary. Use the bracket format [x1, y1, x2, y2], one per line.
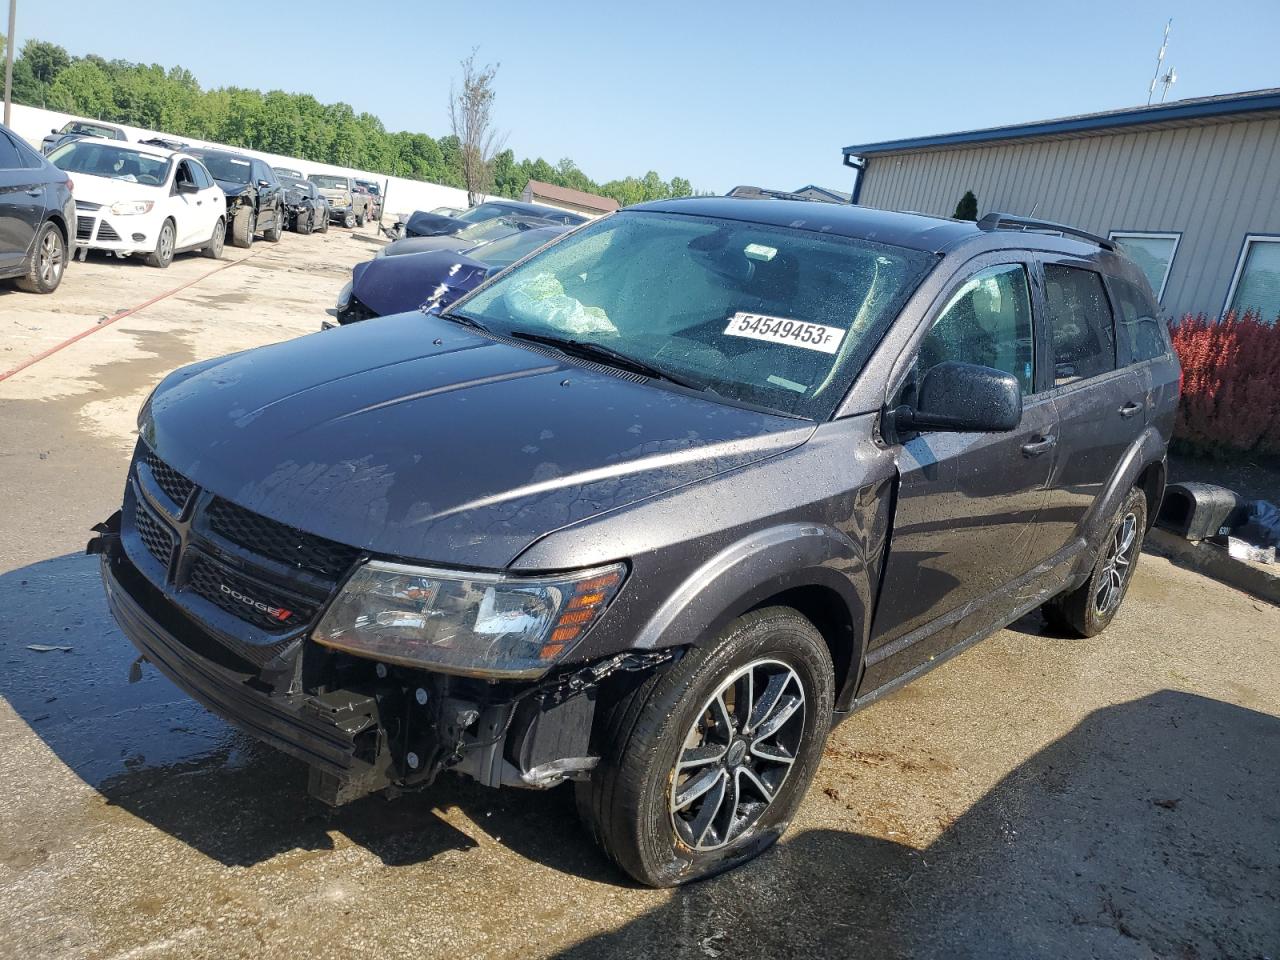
[176, 180, 199, 194]
[894, 360, 1022, 434]
[51, 127, 60, 134]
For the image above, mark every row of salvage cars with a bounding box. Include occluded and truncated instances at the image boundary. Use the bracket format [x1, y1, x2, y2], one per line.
[0, 116, 379, 296]
[326, 200, 587, 328]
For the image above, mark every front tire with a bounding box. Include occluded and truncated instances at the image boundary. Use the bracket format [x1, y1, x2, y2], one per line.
[343, 211, 356, 229]
[1043, 486, 1147, 637]
[17, 222, 66, 293]
[231, 207, 256, 248]
[318, 210, 329, 233]
[145, 219, 176, 268]
[577, 607, 834, 887]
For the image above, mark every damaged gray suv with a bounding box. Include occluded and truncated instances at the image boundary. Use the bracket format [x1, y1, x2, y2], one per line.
[93, 199, 1179, 886]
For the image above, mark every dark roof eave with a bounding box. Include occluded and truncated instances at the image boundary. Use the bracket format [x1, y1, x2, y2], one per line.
[842, 88, 1280, 157]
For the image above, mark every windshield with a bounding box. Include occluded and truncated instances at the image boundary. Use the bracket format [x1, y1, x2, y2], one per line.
[451, 212, 935, 418]
[473, 228, 564, 270]
[193, 153, 252, 184]
[49, 141, 170, 186]
[455, 218, 522, 243]
[310, 175, 346, 190]
[456, 203, 511, 224]
[63, 121, 119, 139]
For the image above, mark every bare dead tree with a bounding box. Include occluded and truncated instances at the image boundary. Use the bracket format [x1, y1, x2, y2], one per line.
[449, 49, 505, 206]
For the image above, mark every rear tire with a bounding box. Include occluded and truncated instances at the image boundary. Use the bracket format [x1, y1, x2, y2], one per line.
[356, 209, 366, 227]
[202, 217, 225, 259]
[144, 219, 176, 268]
[1042, 486, 1147, 637]
[16, 221, 66, 293]
[576, 607, 834, 887]
[265, 205, 283, 242]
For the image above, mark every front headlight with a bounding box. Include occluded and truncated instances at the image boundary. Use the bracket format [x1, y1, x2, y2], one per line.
[110, 200, 154, 216]
[314, 561, 626, 678]
[336, 280, 352, 310]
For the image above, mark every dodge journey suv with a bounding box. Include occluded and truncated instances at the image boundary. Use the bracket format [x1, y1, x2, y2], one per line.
[93, 199, 1178, 886]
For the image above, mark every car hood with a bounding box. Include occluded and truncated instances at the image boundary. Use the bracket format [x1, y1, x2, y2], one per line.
[64, 173, 163, 204]
[142, 313, 813, 569]
[352, 249, 489, 316]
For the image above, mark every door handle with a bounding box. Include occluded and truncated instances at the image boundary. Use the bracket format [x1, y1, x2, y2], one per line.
[25, 188, 41, 197]
[1118, 402, 1142, 418]
[1021, 435, 1056, 457]
[196, 200, 202, 205]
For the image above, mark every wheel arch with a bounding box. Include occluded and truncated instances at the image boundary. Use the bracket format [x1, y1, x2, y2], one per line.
[631, 523, 872, 713]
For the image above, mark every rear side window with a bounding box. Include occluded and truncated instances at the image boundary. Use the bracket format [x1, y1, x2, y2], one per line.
[1043, 265, 1116, 386]
[0, 132, 23, 170]
[1109, 276, 1169, 363]
[918, 264, 1036, 395]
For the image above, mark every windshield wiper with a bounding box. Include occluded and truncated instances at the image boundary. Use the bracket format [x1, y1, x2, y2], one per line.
[509, 331, 708, 391]
[440, 311, 491, 334]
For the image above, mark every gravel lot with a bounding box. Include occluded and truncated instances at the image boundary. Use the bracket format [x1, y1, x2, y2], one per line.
[1, 228, 1277, 960]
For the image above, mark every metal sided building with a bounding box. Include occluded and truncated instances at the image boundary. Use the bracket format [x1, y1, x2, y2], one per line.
[842, 89, 1280, 321]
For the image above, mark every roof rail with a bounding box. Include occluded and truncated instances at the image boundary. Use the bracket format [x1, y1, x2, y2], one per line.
[976, 212, 1115, 251]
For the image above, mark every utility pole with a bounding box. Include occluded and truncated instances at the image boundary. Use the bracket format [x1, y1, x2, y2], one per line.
[3, 0, 16, 127]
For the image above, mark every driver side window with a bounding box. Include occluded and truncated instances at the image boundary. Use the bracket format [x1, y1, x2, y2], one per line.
[918, 263, 1035, 395]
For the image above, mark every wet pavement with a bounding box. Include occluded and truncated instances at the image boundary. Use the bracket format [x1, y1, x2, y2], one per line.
[1, 231, 1277, 959]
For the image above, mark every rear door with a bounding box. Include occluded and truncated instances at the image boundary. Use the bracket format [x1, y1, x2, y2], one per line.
[866, 255, 1059, 686]
[1031, 259, 1148, 556]
[0, 130, 43, 274]
[190, 160, 224, 242]
[253, 161, 281, 229]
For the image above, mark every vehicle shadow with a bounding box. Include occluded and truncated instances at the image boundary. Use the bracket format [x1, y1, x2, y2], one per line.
[551, 689, 1280, 959]
[2, 553, 1277, 958]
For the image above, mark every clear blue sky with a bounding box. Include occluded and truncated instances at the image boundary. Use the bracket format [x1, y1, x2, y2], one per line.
[17, 0, 1280, 193]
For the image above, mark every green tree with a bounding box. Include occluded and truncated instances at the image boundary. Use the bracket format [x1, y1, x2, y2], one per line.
[47, 59, 115, 118]
[953, 190, 978, 221]
[21, 39, 70, 86]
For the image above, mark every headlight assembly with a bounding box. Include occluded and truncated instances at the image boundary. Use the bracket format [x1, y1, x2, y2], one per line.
[314, 561, 626, 678]
[110, 200, 155, 216]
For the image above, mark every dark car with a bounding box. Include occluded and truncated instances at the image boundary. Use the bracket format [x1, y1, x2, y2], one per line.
[93, 200, 1178, 887]
[187, 149, 285, 248]
[330, 225, 568, 327]
[41, 119, 127, 156]
[0, 122, 74, 294]
[398, 199, 585, 239]
[379, 214, 555, 259]
[279, 176, 329, 235]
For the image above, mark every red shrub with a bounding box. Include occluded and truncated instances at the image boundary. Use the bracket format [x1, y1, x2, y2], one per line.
[1169, 311, 1280, 458]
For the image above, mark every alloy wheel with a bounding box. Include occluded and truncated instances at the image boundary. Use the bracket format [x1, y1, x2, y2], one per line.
[1095, 512, 1138, 615]
[669, 658, 806, 851]
[38, 230, 64, 286]
[159, 222, 175, 263]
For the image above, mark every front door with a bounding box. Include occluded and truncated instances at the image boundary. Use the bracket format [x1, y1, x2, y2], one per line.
[864, 258, 1058, 689]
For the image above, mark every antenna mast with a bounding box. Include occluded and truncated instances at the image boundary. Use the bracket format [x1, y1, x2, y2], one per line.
[1147, 19, 1177, 105]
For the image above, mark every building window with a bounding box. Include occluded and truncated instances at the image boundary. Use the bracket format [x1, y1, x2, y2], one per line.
[1225, 235, 1280, 324]
[1108, 232, 1180, 302]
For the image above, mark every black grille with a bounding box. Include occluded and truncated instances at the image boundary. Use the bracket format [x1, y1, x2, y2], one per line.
[76, 216, 94, 241]
[97, 221, 122, 242]
[145, 452, 195, 508]
[134, 503, 174, 567]
[187, 555, 315, 635]
[206, 497, 360, 580]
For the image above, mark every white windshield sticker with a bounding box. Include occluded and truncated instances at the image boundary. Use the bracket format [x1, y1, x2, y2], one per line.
[723, 312, 846, 354]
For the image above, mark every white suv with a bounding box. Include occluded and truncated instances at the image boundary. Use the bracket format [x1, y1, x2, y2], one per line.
[48, 138, 226, 267]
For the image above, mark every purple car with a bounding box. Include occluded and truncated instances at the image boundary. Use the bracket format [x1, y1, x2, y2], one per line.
[329, 225, 569, 327]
